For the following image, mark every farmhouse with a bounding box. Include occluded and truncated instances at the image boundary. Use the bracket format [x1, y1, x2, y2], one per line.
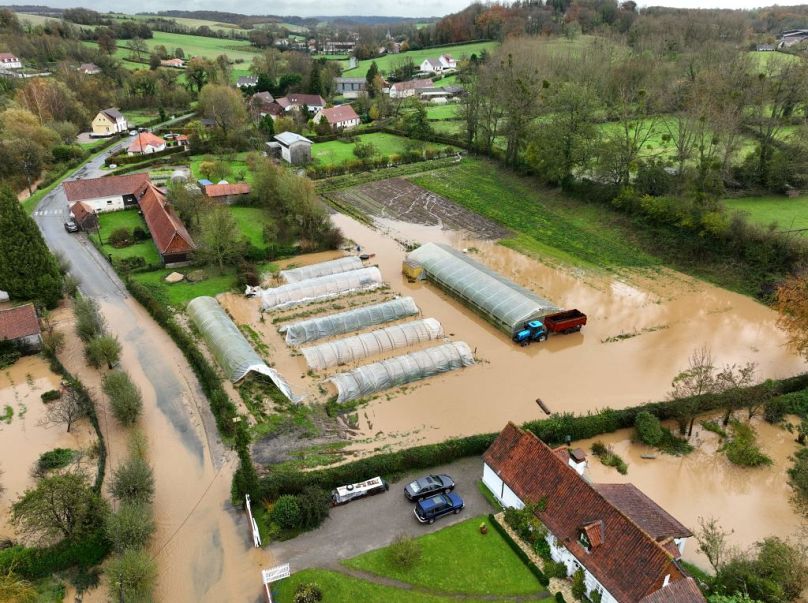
[202, 182, 251, 203]
[483, 423, 704, 603]
[419, 54, 456, 74]
[138, 184, 196, 265]
[0, 304, 42, 352]
[69, 201, 98, 231]
[128, 132, 167, 155]
[389, 78, 433, 99]
[335, 77, 367, 99]
[160, 58, 185, 68]
[270, 131, 313, 165]
[91, 107, 127, 136]
[249, 92, 284, 119]
[78, 62, 101, 74]
[314, 105, 361, 130]
[0, 52, 21, 69]
[63, 173, 150, 213]
[276, 93, 326, 113]
[236, 75, 258, 88]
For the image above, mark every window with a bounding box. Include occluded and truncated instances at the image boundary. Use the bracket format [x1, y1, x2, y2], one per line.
[578, 531, 591, 552]
[107, 200, 113, 205]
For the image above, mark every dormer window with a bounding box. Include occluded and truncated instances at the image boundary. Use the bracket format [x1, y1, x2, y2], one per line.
[579, 521, 604, 552]
[579, 530, 592, 551]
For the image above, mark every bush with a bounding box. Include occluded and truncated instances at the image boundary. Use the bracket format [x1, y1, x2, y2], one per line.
[132, 226, 148, 242]
[108, 228, 133, 248]
[555, 593, 567, 603]
[787, 447, 808, 502]
[37, 448, 75, 472]
[723, 421, 772, 467]
[534, 536, 552, 560]
[237, 262, 261, 288]
[488, 514, 549, 587]
[102, 370, 143, 427]
[386, 534, 422, 570]
[635, 411, 663, 446]
[74, 297, 105, 342]
[700, 420, 728, 438]
[0, 530, 110, 579]
[571, 569, 586, 601]
[105, 548, 157, 601]
[544, 560, 568, 579]
[271, 495, 302, 530]
[296, 486, 330, 530]
[105, 502, 155, 553]
[763, 397, 788, 424]
[41, 390, 61, 403]
[591, 442, 628, 474]
[293, 582, 323, 603]
[85, 334, 122, 370]
[110, 456, 155, 504]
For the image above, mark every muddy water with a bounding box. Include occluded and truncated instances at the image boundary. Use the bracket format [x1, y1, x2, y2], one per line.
[0, 355, 95, 540]
[574, 417, 807, 569]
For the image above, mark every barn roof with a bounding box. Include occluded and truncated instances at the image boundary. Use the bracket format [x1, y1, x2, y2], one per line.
[317, 104, 359, 125]
[138, 184, 195, 256]
[63, 173, 150, 203]
[203, 183, 251, 198]
[0, 304, 40, 341]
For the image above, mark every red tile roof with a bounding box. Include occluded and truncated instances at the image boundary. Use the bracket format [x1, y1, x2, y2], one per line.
[70, 201, 94, 226]
[63, 173, 150, 203]
[277, 94, 326, 109]
[0, 304, 40, 341]
[317, 104, 360, 126]
[138, 184, 195, 256]
[483, 423, 703, 603]
[203, 183, 251, 198]
[128, 132, 167, 154]
[593, 483, 692, 541]
[0, 53, 19, 61]
[391, 78, 433, 92]
[639, 578, 705, 603]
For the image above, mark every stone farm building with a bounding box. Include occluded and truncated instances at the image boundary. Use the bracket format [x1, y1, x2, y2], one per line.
[483, 423, 705, 603]
[63, 173, 150, 213]
[0, 304, 42, 352]
[269, 132, 313, 165]
[128, 132, 167, 155]
[139, 183, 195, 265]
[92, 107, 127, 136]
[314, 105, 361, 130]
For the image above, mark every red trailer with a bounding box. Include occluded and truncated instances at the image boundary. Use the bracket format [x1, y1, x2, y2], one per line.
[543, 309, 587, 334]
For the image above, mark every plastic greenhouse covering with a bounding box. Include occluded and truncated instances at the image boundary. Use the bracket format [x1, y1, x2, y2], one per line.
[259, 267, 383, 311]
[281, 297, 419, 345]
[187, 297, 302, 402]
[407, 243, 558, 335]
[301, 318, 444, 370]
[328, 341, 475, 403]
[280, 256, 364, 284]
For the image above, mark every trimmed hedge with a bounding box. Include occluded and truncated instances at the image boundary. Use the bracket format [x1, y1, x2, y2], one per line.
[105, 144, 186, 166]
[488, 513, 550, 588]
[0, 530, 110, 580]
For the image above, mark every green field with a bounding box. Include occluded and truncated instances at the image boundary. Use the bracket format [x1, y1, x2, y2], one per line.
[411, 158, 658, 269]
[724, 195, 808, 235]
[110, 31, 258, 66]
[748, 50, 803, 69]
[312, 132, 455, 166]
[189, 152, 253, 183]
[341, 41, 499, 76]
[425, 104, 460, 120]
[14, 12, 62, 26]
[96, 209, 161, 266]
[229, 206, 274, 250]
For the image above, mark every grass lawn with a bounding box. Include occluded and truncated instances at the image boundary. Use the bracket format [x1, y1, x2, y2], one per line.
[96, 209, 161, 266]
[312, 133, 454, 167]
[124, 110, 160, 127]
[426, 104, 460, 120]
[344, 516, 544, 596]
[724, 194, 808, 236]
[229, 206, 274, 249]
[341, 41, 499, 76]
[430, 120, 463, 136]
[411, 157, 658, 269]
[189, 152, 253, 183]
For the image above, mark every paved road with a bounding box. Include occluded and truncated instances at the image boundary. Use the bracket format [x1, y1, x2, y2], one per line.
[271, 455, 493, 570]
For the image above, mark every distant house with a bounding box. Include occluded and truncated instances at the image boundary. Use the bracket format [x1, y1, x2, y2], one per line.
[334, 77, 367, 99]
[63, 173, 150, 213]
[323, 40, 356, 54]
[250, 92, 284, 120]
[69, 201, 98, 231]
[138, 183, 195, 265]
[483, 423, 704, 603]
[237, 75, 259, 88]
[389, 78, 433, 99]
[78, 62, 101, 75]
[778, 29, 808, 48]
[0, 52, 22, 69]
[276, 93, 326, 113]
[127, 132, 167, 155]
[163, 132, 189, 148]
[756, 44, 775, 52]
[202, 182, 251, 203]
[160, 58, 185, 68]
[313, 105, 361, 130]
[420, 54, 456, 74]
[0, 304, 42, 352]
[270, 131, 313, 165]
[91, 107, 127, 137]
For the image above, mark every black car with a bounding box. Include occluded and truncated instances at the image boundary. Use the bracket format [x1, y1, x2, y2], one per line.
[414, 492, 464, 524]
[64, 219, 79, 233]
[404, 474, 455, 501]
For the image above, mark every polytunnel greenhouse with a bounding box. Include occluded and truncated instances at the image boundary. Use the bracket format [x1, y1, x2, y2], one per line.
[280, 256, 364, 284]
[187, 296, 301, 402]
[328, 341, 474, 403]
[259, 266, 383, 311]
[407, 243, 558, 335]
[301, 318, 444, 370]
[280, 296, 419, 345]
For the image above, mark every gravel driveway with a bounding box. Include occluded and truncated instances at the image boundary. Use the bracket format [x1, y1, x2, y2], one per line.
[270, 455, 493, 570]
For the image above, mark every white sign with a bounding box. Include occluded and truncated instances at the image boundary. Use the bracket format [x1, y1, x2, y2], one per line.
[262, 564, 291, 585]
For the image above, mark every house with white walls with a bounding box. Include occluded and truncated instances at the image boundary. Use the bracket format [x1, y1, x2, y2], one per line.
[483, 423, 704, 603]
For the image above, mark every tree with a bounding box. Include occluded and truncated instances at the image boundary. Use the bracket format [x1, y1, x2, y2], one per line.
[106, 548, 157, 602]
[0, 569, 37, 603]
[0, 187, 63, 307]
[175, 47, 184, 59]
[97, 29, 116, 54]
[309, 61, 322, 96]
[670, 346, 717, 437]
[259, 114, 275, 138]
[185, 57, 212, 93]
[365, 61, 379, 97]
[102, 370, 143, 427]
[149, 52, 161, 70]
[399, 98, 431, 139]
[86, 334, 122, 370]
[715, 362, 757, 425]
[126, 37, 148, 62]
[42, 386, 88, 433]
[634, 411, 663, 446]
[110, 456, 154, 504]
[105, 502, 155, 553]
[74, 296, 105, 342]
[695, 516, 732, 573]
[196, 205, 244, 272]
[198, 84, 248, 137]
[775, 275, 808, 361]
[788, 447, 808, 503]
[11, 472, 106, 543]
[271, 495, 302, 529]
[7, 140, 44, 196]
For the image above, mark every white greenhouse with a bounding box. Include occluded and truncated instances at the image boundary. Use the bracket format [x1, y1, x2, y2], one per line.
[328, 341, 475, 403]
[187, 296, 302, 402]
[280, 297, 419, 345]
[301, 318, 444, 370]
[280, 256, 364, 284]
[259, 266, 383, 311]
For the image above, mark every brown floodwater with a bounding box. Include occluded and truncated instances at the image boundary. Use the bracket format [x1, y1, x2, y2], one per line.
[574, 416, 807, 569]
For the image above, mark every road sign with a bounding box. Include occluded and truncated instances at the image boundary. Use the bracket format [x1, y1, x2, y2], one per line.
[262, 564, 291, 584]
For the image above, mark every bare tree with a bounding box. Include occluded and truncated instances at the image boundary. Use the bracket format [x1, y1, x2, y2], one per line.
[40, 387, 88, 433]
[670, 346, 717, 437]
[715, 362, 757, 426]
[695, 516, 733, 574]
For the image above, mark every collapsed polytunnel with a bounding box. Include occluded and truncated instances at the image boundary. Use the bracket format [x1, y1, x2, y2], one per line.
[406, 243, 558, 335]
[328, 341, 475, 403]
[187, 296, 302, 402]
[259, 266, 383, 311]
[280, 296, 419, 345]
[301, 318, 444, 370]
[280, 256, 364, 284]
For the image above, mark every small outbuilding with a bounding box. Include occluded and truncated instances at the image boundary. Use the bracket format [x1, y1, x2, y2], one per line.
[139, 183, 196, 266]
[0, 304, 42, 352]
[272, 131, 313, 165]
[69, 201, 98, 231]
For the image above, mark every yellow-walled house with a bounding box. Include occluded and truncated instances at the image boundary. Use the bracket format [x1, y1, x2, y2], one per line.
[92, 107, 127, 137]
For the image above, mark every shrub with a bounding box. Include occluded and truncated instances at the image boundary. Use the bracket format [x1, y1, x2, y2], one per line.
[132, 226, 148, 241]
[41, 390, 61, 403]
[764, 397, 788, 424]
[488, 514, 549, 587]
[723, 421, 772, 467]
[85, 334, 122, 370]
[105, 502, 155, 553]
[110, 456, 155, 504]
[787, 447, 808, 501]
[102, 370, 143, 427]
[296, 486, 330, 530]
[700, 420, 728, 438]
[544, 560, 568, 579]
[591, 442, 628, 474]
[271, 495, 302, 530]
[293, 582, 323, 603]
[0, 341, 20, 369]
[237, 262, 261, 288]
[590, 589, 603, 603]
[108, 228, 133, 248]
[105, 548, 157, 602]
[386, 534, 422, 570]
[74, 297, 105, 343]
[635, 411, 663, 446]
[571, 569, 586, 601]
[37, 448, 75, 472]
[555, 593, 567, 603]
[534, 536, 552, 561]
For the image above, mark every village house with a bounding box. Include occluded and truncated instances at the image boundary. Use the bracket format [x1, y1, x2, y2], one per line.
[276, 93, 326, 113]
[334, 77, 367, 99]
[63, 173, 150, 213]
[237, 75, 258, 88]
[419, 54, 456, 74]
[69, 201, 99, 232]
[389, 78, 433, 99]
[483, 423, 704, 603]
[0, 52, 22, 69]
[268, 131, 313, 165]
[91, 107, 127, 137]
[202, 182, 251, 204]
[127, 132, 167, 155]
[314, 105, 361, 130]
[0, 304, 42, 353]
[163, 132, 189, 148]
[250, 92, 285, 120]
[160, 57, 185, 68]
[139, 183, 196, 266]
[78, 62, 101, 75]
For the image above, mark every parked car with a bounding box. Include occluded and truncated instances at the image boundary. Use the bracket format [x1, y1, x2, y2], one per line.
[331, 476, 389, 506]
[413, 492, 464, 524]
[404, 474, 455, 501]
[64, 219, 79, 233]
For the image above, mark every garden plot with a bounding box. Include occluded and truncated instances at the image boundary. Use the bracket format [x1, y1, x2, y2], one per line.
[329, 178, 510, 240]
